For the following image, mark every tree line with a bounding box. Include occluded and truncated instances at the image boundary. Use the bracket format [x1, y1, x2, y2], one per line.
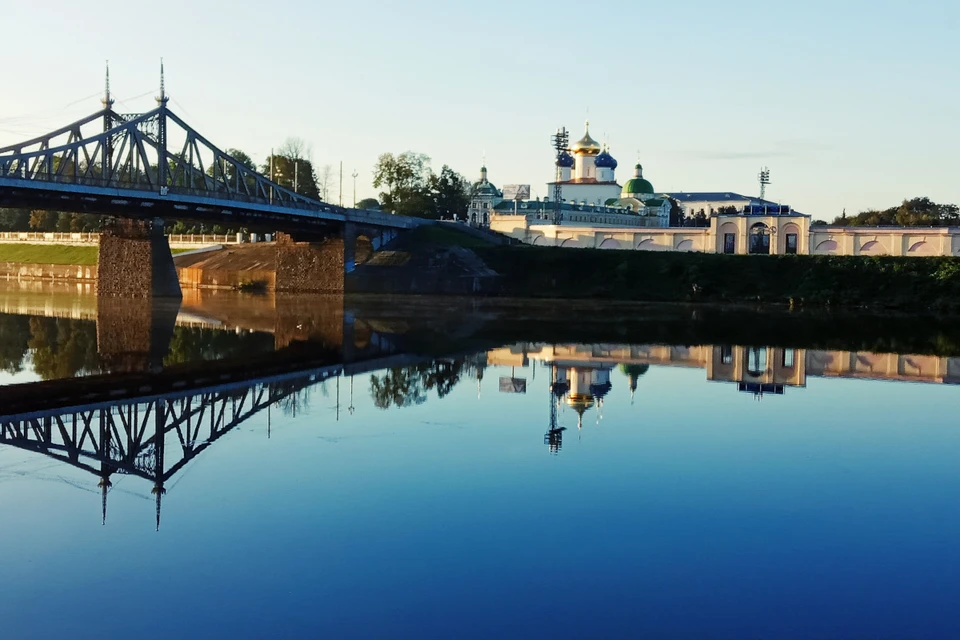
[818, 197, 960, 227]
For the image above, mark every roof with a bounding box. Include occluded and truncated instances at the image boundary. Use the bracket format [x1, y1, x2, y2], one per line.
[492, 200, 638, 215]
[549, 179, 620, 185]
[644, 198, 667, 207]
[662, 192, 777, 205]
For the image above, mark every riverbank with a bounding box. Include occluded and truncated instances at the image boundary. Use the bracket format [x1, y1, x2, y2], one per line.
[474, 245, 960, 311]
[3, 233, 960, 311]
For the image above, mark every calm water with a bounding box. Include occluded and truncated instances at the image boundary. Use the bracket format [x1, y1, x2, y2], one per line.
[0, 286, 958, 639]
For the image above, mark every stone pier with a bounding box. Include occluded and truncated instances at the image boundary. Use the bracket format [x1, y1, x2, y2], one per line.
[275, 224, 357, 293]
[96, 218, 182, 298]
[96, 297, 180, 373]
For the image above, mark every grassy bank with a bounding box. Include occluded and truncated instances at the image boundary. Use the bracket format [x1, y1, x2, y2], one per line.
[474, 245, 960, 311]
[0, 244, 195, 265]
[0, 244, 99, 265]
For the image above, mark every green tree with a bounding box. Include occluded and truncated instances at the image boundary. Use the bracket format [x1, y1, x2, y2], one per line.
[829, 197, 959, 227]
[356, 198, 380, 210]
[372, 152, 432, 217]
[0, 208, 30, 231]
[428, 166, 471, 221]
[261, 153, 321, 201]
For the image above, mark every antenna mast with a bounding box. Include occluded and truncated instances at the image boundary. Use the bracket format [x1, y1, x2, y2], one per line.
[758, 167, 771, 202]
[550, 127, 569, 225]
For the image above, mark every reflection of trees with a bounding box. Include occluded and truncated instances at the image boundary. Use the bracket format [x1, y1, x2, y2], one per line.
[0, 314, 31, 373]
[28, 317, 102, 380]
[369, 358, 466, 410]
[163, 327, 276, 366]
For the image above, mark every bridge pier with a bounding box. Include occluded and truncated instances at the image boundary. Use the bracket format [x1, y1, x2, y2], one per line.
[96, 218, 182, 298]
[275, 224, 358, 293]
[96, 297, 180, 373]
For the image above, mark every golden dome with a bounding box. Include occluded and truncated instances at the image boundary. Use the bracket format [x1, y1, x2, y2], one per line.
[570, 122, 601, 156]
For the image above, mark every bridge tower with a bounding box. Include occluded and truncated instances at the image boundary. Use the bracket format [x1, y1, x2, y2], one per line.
[95, 62, 181, 299]
[102, 62, 114, 174]
[156, 60, 169, 190]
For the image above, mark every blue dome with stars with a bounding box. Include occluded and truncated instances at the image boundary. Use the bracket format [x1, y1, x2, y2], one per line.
[595, 149, 618, 169]
[555, 151, 575, 168]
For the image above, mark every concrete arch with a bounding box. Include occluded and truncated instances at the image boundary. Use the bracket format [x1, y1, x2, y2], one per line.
[676, 239, 694, 252]
[860, 240, 886, 255]
[532, 235, 547, 246]
[908, 241, 935, 255]
[560, 238, 580, 248]
[599, 238, 622, 250]
[636, 238, 663, 251]
[814, 240, 839, 254]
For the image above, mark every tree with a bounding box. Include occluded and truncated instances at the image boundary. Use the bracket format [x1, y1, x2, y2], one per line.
[318, 164, 334, 202]
[668, 198, 684, 227]
[0, 208, 30, 231]
[356, 198, 380, 210]
[828, 197, 959, 227]
[261, 153, 320, 201]
[427, 166, 471, 220]
[372, 152, 432, 217]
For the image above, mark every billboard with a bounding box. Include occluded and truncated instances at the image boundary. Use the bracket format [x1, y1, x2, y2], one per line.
[499, 377, 527, 394]
[502, 184, 531, 201]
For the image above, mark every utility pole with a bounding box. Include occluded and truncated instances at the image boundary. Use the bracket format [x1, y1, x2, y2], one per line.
[269, 148, 274, 204]
[351, 170, 358, 208]
[339, 161, 343, 207]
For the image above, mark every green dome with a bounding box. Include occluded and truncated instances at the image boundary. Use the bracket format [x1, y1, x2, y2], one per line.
[622, 178, 654, 196]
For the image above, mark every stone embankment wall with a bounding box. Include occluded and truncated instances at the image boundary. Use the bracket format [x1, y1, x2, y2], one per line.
[275, 233, 346, 292]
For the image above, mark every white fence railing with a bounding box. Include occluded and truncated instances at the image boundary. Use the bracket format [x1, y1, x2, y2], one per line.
[0, 232, 251, 245]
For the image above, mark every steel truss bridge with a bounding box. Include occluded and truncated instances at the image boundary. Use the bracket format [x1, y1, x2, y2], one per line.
[0, 85, 423, 232]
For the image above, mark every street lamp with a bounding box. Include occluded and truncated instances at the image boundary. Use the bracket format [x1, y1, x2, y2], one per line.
[351, 170, 358, 208]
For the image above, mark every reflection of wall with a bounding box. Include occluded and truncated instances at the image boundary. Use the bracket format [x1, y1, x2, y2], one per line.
[707, 346, 806, 388]
[489, 343, 960, 387]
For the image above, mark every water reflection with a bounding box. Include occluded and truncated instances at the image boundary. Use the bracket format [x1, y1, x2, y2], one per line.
[2, 289, 960, 637]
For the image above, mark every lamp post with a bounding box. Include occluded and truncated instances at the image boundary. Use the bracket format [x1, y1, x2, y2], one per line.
[351, 170, 358, 208]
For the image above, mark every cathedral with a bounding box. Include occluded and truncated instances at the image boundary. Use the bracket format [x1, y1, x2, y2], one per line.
[468, 122, 670, 227]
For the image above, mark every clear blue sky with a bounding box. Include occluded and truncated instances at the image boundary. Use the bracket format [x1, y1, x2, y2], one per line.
[1, 0, 957, 219]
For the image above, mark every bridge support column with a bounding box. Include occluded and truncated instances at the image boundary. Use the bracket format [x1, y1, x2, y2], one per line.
[275, 225, 357, 293]
[97, 218, 182, 298]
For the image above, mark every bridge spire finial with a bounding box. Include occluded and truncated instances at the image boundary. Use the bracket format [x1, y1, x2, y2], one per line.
[101, 60, 114, 110]
[156, 58, 168, 106]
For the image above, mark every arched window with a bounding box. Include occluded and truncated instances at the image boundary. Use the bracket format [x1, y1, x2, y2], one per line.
[749, 223, 771, 255]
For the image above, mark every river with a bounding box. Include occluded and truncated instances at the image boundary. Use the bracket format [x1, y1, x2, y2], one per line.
[0, 283, 957, 639]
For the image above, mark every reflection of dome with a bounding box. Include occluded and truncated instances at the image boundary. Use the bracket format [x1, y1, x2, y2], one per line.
[566, 393, 595, 414]
[622, 164, 654, 196]
[589, 381, 613, 400]
[570, 123, 601, 156]
[556, 151, 575, 168]
[595, 148, 618, 169]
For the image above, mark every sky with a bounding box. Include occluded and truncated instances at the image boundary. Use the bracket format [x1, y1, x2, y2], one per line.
[0, 0, 957, 220]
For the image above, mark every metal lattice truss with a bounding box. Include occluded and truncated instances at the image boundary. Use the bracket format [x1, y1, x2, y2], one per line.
[0, 369, 332, 486]
[0, 105, 325, 211]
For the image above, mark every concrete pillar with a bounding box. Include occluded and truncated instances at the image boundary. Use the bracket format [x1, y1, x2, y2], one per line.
[96, 218, 182, 298]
